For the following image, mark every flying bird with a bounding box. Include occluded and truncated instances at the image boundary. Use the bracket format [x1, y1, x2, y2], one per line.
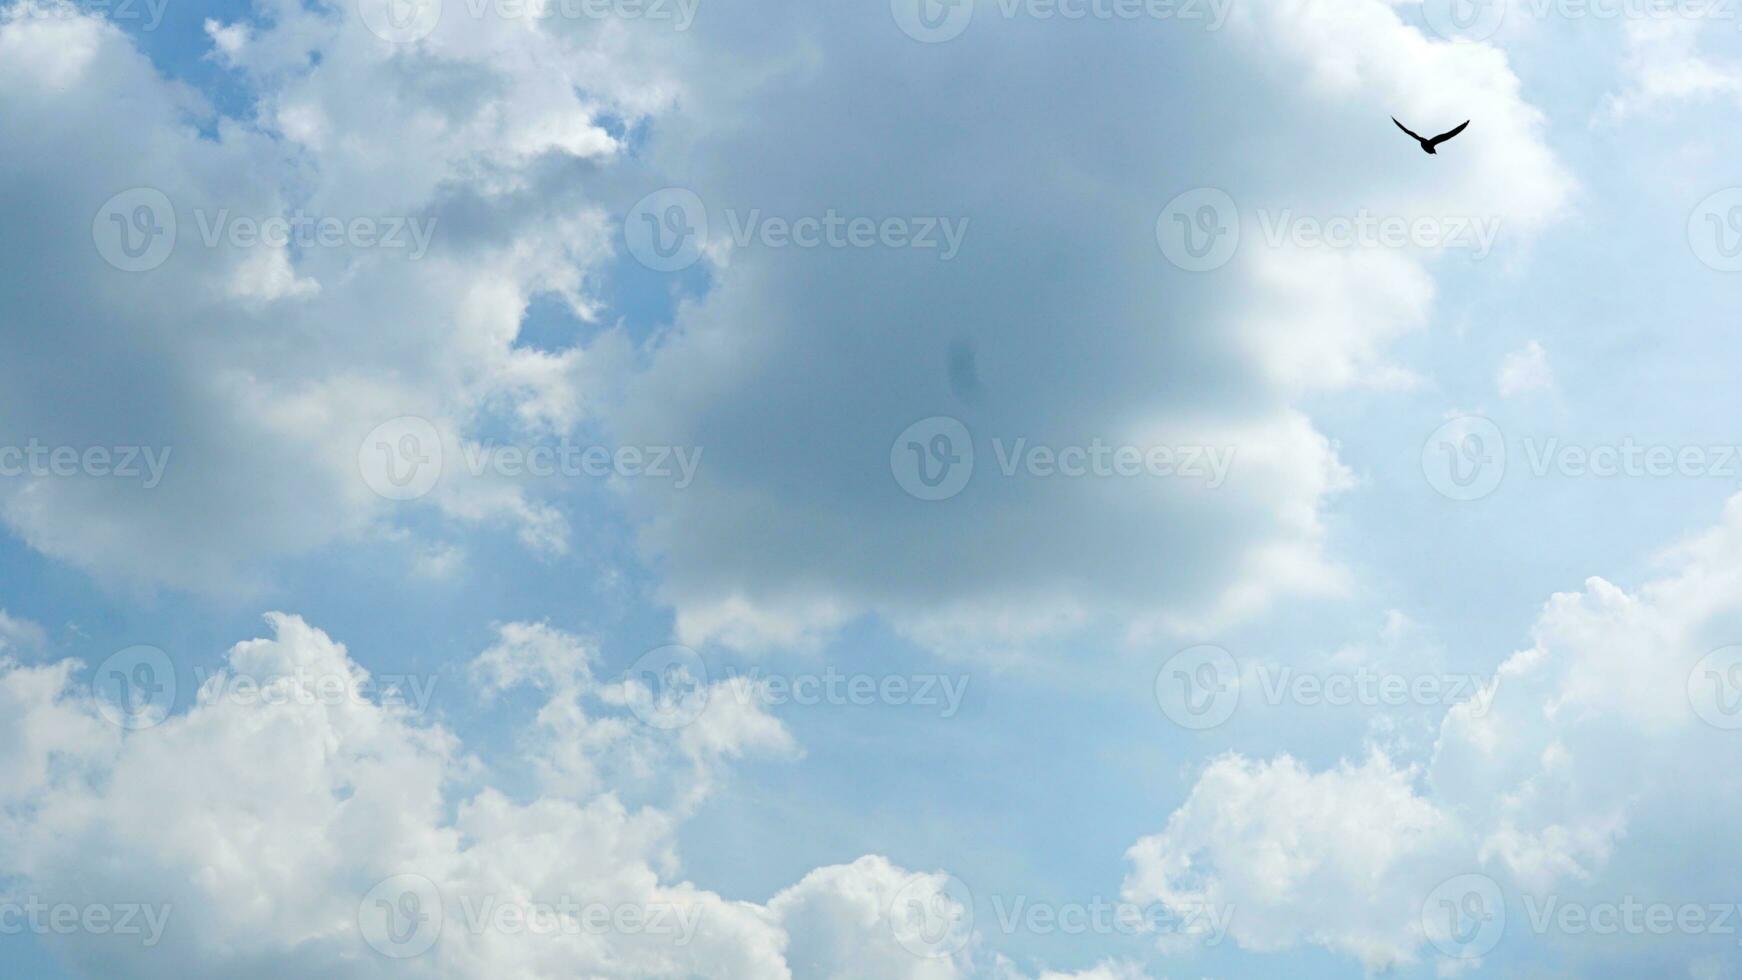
[1392, 117, 1469, 155]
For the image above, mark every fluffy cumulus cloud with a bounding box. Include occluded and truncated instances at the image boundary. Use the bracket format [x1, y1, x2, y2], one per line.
[0, 0, 1569, 644]
[607, 0, 1572, 652]
[0, 612, 1016, 978]
[1125, 493, 1742, 974]
[0, 0, 681, 591]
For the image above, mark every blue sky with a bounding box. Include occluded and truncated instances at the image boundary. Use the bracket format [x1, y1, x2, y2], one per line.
[4, 0, 1742, 976]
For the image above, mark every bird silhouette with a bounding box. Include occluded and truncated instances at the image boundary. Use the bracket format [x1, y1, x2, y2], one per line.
[1392, 117, 1469, 155]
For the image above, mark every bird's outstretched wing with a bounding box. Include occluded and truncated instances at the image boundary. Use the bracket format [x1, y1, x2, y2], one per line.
[1392, 117, 1425, 143]
[1428, 120, 1469, 147]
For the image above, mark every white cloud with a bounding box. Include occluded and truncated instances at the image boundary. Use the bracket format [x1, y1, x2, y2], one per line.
[1127, 492, 1742, 973]
[0, 613, 1015, 978]
[1124, 752, 1461, 971]
[605, 0, 1571, 654]
[1496, 339, 1554, 397]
